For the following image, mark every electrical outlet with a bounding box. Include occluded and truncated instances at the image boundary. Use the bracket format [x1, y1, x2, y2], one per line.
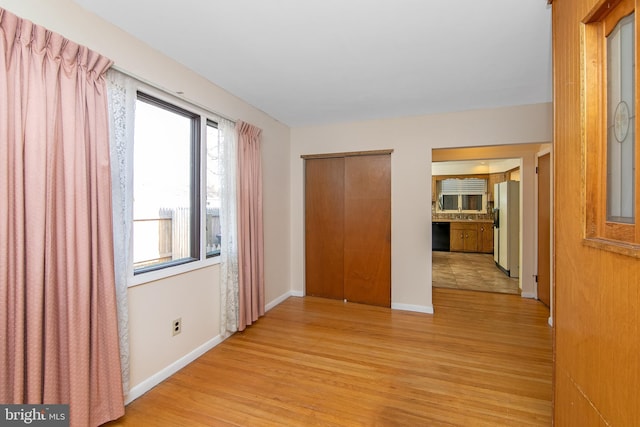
[172, 318, 182, 336]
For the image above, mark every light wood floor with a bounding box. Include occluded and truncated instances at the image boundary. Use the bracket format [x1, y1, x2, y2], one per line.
[104, 289, 552, 426]
[433, 251, 520, 295]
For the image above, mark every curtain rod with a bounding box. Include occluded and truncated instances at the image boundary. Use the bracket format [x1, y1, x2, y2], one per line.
[110, 64, 236, 125]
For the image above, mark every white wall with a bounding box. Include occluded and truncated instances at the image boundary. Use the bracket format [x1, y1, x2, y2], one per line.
[290, 104, 553, 311]
[490, 159, 522, 173]
[0, 0, 291, 398]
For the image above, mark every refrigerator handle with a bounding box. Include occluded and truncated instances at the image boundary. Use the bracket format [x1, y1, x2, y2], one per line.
[493, 208, 499, 228]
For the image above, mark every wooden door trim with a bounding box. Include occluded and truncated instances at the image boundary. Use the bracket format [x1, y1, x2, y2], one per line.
[537, 152, 552, 309]
[301, 149, 394, 160]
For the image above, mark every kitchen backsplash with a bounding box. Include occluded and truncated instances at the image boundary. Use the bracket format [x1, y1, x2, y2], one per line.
[431, 201, 495, 220]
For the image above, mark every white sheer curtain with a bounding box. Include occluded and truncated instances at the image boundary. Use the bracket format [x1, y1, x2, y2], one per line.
[219, 118, 239, 337]
[106, 69, 135, 395]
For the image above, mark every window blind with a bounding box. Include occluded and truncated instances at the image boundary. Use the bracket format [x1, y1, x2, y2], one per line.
[440, 178, 487, 194]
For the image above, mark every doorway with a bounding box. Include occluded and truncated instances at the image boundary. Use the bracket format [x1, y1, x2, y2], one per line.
[432, 157, 522, 295]
[431, 143, 551, 299]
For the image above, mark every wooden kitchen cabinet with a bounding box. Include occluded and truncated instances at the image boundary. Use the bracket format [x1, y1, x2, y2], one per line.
[450, 222, 493, 253]
[432, 176, 437, 202]
[488, 173, 506, 202]
[450, 227, 465, 251]
[464, 228, 478, 252]
[477, 223, 494, 253]
[450, 222, 478, 252]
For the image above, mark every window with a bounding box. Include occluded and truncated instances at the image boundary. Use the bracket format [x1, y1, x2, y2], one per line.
[461, 194, 484, 211]
[441, 194, 459, 211]
[436, 178, 488, 213]
[133, 92, 222, 275]
[583, 0, 640, 253]
[607, 13, 635, 224]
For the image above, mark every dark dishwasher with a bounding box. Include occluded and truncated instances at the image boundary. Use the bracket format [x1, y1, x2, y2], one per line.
[432, 222, 450, 251]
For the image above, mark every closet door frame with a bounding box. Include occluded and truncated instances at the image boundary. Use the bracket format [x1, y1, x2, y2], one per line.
[302, 149, 393, 307]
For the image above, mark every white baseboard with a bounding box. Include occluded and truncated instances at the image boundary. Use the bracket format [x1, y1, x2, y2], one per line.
[265, 290, 304, 312]
[125, 292, 432, 404]
[126, 289, 305, 404]
[521, 292, 537, 299]
[125, 334, 225, 404]
[391, 303, 434, 314]
[268, 292, 436, 315]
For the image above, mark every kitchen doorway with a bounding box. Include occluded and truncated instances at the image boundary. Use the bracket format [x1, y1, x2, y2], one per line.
[430, 143, 550, 298]
[432, 157, 521, 295]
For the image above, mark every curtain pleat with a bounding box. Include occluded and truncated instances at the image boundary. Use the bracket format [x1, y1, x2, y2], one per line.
[0, 8, 124, 426]
[236, 121, 265, 331]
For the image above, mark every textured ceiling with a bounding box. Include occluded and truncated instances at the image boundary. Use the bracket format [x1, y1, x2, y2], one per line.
[74, 0, 552, 127]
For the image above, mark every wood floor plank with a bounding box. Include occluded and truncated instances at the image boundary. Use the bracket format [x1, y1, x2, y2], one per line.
[104, 288, 552, 426]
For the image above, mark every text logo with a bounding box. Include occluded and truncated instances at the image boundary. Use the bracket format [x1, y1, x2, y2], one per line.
[0, 405, 69, 427]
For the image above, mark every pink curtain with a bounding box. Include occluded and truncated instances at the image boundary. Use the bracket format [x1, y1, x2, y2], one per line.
[236, 121, 265, 331]
[0, 9, 124, 426]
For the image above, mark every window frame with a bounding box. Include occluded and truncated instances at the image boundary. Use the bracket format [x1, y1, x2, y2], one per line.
[205, 119, 221, 259]
[437, 194, 487, 214]
[435, 178, 489, 214]
[582, 0, 640, 256]
[133, 92, 202, 275]
[129, 83, 222, 287]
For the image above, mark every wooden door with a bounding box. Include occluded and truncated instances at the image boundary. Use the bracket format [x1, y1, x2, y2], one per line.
[537, 153, 551, 307]
[553, 1, 640, 424]
[343, 155, 391, 307]
[450, 227, 465, 252]
[479, 224, 494, 253]
[305, 157, 344, 300]
[463, 228, 478, 252]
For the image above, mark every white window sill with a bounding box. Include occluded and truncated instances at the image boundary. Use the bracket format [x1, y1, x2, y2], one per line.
[128, 256, 221, 287]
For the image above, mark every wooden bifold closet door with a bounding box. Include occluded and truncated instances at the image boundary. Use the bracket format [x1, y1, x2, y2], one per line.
[304, 151, 391, 307]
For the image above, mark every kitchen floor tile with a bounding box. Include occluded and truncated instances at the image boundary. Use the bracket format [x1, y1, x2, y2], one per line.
[432, 251, 520, 295]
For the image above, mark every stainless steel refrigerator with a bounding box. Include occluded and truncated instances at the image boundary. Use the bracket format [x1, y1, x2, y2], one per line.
[493, 181, 519, 278]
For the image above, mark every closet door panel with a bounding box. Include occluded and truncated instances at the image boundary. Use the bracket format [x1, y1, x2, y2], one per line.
[343, 154, 391, 307]
[305, 158, 345, 299]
